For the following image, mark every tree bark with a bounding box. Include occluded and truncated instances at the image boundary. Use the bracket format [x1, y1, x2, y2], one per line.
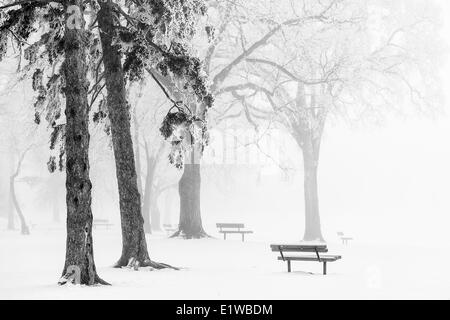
[98, 3, 174, 270]
[60, 0, 105, 285]
[300, 138, 324, 242]
[174, 160, 207, 239]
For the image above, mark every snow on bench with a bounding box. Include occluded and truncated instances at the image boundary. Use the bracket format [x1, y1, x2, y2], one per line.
[270, 244, 342, 275]
[216, 223, 253, 242]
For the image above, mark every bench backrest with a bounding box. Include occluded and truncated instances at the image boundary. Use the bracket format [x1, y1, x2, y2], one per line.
[216, 223, 245, 229]
[337, 232, 344, 236]
[270, 244, 328, 253]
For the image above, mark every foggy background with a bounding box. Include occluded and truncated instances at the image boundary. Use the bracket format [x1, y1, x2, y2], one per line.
[1, 0, 449, 248]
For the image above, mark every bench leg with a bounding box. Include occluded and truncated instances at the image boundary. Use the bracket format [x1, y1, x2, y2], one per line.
[224, 233, 226, 240]
[323, 262, 327, 275]
[242, 233, 244, 242]
[287, 260, 291, 273]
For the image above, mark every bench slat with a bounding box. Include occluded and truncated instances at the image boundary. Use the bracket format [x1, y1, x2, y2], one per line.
[216, 223, 245, 229]
[278, 255, 341, 262]
[219, 231, 253, 234]
[271, 244, 328, 253]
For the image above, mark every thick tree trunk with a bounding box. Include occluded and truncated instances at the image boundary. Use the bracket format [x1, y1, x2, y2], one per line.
[172, 125, 207, 239]
[98, 4, 174, 270]
[174, 161, 207, 239]
[98, 4, 147, 266]
[60, 0, 105, 285]
[301, 141, 324, 242]
[149, 75, 207, 239]
[9, 176, 29, 235]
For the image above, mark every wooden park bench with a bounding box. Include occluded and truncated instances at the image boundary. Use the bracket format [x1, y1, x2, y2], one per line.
[337, 232, 354, 245]
[270, 244, 342, 275]
[93, 219, 113, 229]
[216, 223, 253, 242]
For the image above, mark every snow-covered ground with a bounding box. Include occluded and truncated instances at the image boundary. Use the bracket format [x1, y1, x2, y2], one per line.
[1, 225, 449, 300]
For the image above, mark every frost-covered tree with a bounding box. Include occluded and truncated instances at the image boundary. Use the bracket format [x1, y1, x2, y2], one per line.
[0, 0, 108, 285]
[143, 0, 340, 238]
[178, 0, 343, 240]
[1, 0, 214, 268]
[214, 0, 443, 241]
[96, 0, 214, 239]
[93, 0, 213, 262]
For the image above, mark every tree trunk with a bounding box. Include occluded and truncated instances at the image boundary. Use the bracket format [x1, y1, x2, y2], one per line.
[8, 144, 32, 234]
[98, 3, 174, 270]
[174, 160, 207, 239]
[9, 176, 29, 235]
[60, 0, 105, 285]
[142, 154, 156, 234]
[301, 140, 324, 242]
[149, 75, 207, 239]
